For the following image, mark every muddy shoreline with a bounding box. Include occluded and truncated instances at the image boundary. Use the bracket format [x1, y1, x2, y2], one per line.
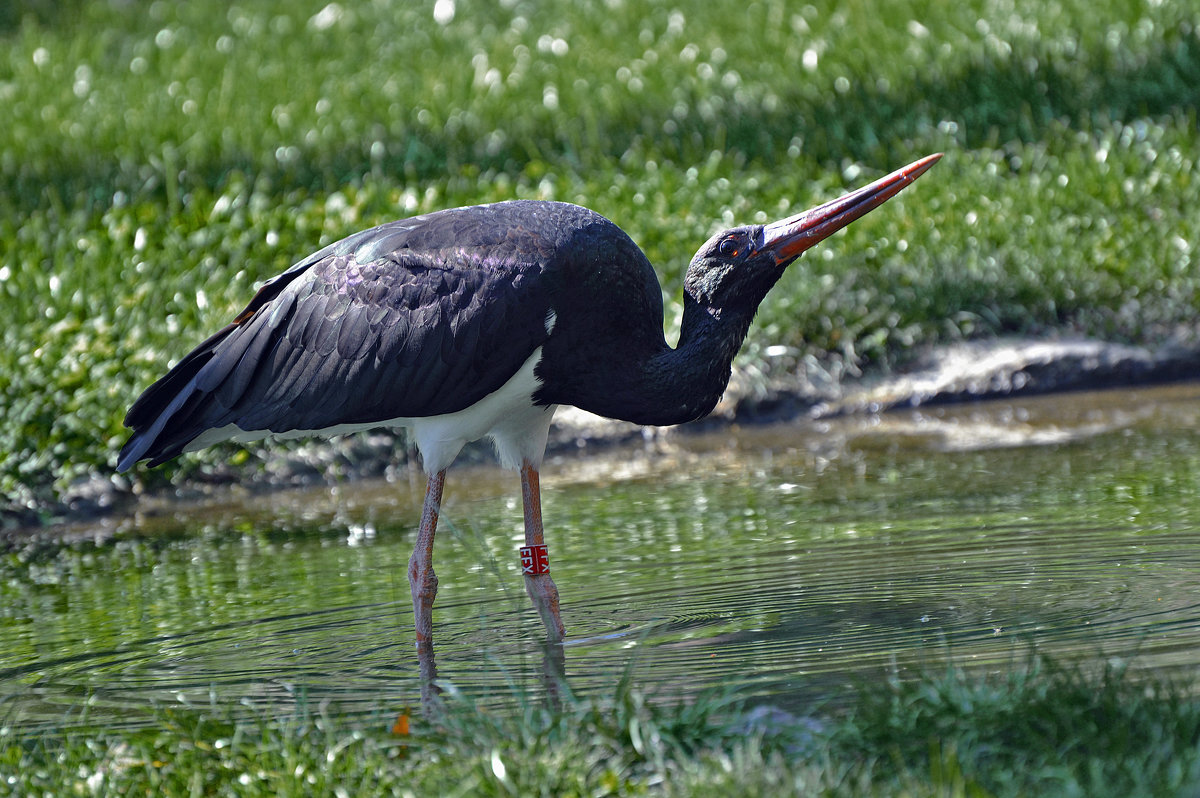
[7, 336, 1200, 537]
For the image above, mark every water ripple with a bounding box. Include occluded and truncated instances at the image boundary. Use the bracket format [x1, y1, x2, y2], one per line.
[4, 383, 1200, 729]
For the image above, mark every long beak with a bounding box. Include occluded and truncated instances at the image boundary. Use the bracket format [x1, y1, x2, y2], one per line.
[760, 153, 942, 266]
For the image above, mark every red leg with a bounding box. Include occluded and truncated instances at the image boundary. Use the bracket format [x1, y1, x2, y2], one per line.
[408, 469, 445, 712]
[520, 460, 565, 642]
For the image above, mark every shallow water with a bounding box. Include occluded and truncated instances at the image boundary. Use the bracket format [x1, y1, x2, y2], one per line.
[4, 382, 1200, 730]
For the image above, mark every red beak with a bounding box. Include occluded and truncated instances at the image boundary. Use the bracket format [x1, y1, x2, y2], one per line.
[760, 153, 942, 266]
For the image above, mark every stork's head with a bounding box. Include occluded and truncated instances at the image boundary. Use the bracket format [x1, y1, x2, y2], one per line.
[684, 153, 942, 315]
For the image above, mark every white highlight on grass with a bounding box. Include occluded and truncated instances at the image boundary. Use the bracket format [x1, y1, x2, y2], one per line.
[433, 0, 456, 25]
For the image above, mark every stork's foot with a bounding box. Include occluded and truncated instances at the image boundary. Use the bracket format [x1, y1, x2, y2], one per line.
[518, 461, 565, 642]
[409, 469, 446, 717]
[415, 636, 441, 716]
[409, 542, 443, 716]
[408, 555, 439, 644]
[540, 635, 567, 712]
[525, 572, 565, 643]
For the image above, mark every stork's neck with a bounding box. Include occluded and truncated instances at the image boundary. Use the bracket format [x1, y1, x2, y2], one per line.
[674, 296, 755, 414]
[598, 296, 753, 427]
[536, 290, 757, 427]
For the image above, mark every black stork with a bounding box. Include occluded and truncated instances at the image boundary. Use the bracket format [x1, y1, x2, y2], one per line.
[117, 153, 940, 660]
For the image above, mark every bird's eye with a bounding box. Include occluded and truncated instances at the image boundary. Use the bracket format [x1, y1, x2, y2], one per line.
[719, 238, 740, 258]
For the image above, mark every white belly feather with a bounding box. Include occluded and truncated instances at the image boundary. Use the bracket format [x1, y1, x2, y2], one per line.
[184, 348, 557, 474]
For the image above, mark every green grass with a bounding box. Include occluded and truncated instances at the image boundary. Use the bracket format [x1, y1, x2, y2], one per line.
[2, 0, 1199, 517]
[4, 656, 1199, 796]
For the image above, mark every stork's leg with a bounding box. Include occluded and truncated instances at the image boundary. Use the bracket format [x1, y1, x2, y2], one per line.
[408, 469, 445, 710]
[520, 460, 565, 642]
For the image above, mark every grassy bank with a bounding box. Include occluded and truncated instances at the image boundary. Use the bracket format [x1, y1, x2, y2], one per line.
[2, 0, 1199, 517]
[4, 656, 1199, 796]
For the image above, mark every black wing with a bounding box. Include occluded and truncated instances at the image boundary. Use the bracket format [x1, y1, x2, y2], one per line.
[117, 200, 596, 470]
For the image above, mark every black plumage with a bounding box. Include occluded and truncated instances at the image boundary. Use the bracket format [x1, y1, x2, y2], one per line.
[119, 157, 941, 472]
[120, 201, 617, 467]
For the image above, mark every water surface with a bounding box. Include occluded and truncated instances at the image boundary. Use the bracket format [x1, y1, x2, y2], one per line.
[4, 382, 1200, 730]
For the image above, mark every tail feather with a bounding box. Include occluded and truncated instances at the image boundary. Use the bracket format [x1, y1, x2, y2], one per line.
[116, 373, 203, 471]
[116, 323, 238, 472]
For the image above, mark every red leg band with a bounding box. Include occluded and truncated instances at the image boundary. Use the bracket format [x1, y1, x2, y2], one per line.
[520, 544, 550, 575]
